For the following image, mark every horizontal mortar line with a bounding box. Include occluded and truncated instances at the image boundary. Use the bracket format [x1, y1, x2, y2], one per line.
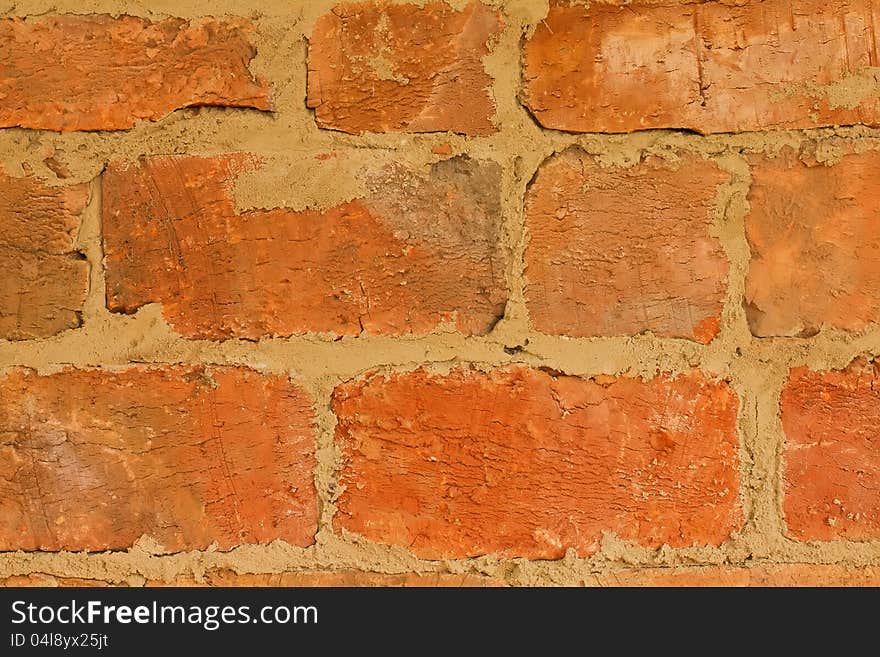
[1, 330, 878, 370]
[6, 116, 880, 159]
[515, 123, 880, 142]
[0, 341, 726, 373]
[0, 339, 880, 386]
[7, 131, 880, 192]
[21, 126, 880, 152]
[3, 543, 880, 573]
[0, 0, 380, 14]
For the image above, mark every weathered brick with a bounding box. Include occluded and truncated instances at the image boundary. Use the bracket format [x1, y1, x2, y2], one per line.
[0, 168, 89, 339]
[0, 15, 271, 131]
[745, 149, 880, 337]
[781, 358, 880, 542]
[589, 564, 880, 587]
[333, 366, 741, 559]
[103, 154, 506, 339]
[307, 1, 502, 135]
[522, 0, 880, 134]
[0, 366, 316, 552]
[525, 150, 729, 342]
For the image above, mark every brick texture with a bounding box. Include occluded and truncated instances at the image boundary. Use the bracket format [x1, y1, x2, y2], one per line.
[0, 366, 316, 552]
[0, 168, 89, 340]
[102, 154, 505, 340]
[0, 15, 271, 131]
[333, 366, 741, 559]
[307, 1, 501, 135]
[3, 0, 879, 589]
[102, 154, 504, 339]
[522, 0, 880, 134]
[781, 358, 880, 542]
[745, 149, 880, 337]
[525, 150, 729, 342]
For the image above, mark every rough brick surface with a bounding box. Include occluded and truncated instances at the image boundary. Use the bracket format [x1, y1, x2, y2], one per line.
[522, 0, 880, 134]
[0, 366, 316, 552]
[307, 1, 501, 135]
[590, 565, 880, 587]
[746, 149, 880, 336]
[103, 154, 505, 340]
[0, 169, 89, 340]
[333, 367, 741, 559]
[781, 359, 880, 542]
[0, 15, 271, 131]
[525, 150, 729, 342]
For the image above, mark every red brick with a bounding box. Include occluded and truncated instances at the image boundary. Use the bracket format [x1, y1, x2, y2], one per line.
[151, 571, 505, 587]
[745, 149, 880, 337]
[0, 168, 89, 339]
[590, 564, 880, 587]
[333, 367, 741, 559]
[781, 358, 880, 542]
[0, 15, 271, 131]
[522, 0, 880, 134]
[307, 1, 501, 135]
[525, 150, 729, 342]
[0, 366, 316, 552]
[103, 154, 505, 339]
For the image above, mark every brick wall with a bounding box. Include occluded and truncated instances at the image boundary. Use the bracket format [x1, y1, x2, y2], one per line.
[1, 0, 879, 587]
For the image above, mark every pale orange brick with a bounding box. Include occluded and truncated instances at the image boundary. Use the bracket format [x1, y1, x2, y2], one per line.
[0, 168, 89, 339]
[0, 366, 316, 552]
[523, 0, 880, 134]
[307, 1, 501, 135]
[745, 149, 880, 336]
[525, 150, 729, 342]
[0, 15, 270, 131]
[781, 358, 880, 542]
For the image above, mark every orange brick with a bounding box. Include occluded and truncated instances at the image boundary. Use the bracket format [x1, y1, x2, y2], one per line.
[525, 150, 729, 342]
[307, 1, 501, 135]
[781, 358, 880, 541]
[0, 366, 316, 551]
[0, 168, 89, 339]
[333, 366, 741, 559]
[0, 15, 270, 131]
[523, 0, 880, 134]
[745, 149, 880, 336]
[103, 154, 505, 339]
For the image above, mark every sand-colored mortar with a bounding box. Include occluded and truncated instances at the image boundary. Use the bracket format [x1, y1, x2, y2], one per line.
[1, 0, 879, 586]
